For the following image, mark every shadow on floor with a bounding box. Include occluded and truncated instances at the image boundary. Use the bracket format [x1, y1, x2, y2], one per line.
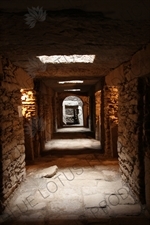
[42, 149, 103, 156]
[1, 217, 150, 225]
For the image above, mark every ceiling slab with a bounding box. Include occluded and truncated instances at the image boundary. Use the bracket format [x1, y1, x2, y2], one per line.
[0, 1, 150, 81]
[0, 0, 150, 20]
[40, 78, 100, 92]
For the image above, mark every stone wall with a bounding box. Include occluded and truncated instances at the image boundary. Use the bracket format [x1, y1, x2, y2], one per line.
[21, 89, 37, 118]
[117, 74, 145, 202]
[103, 85, 118, 157]
[143, 76, 150, 211]
[105, 44, 150, 209]
[35, 80, 55, 153]
[95, 91, 101, 140]
[0, 58, 26, 211]
[82, 96, 89, 128]
[20, 88, 40, 160]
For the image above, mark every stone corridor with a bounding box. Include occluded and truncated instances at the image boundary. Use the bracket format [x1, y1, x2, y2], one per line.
[0, 1, 150, 224]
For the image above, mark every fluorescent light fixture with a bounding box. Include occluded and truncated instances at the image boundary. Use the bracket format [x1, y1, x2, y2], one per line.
[64, 89, 81, 91]
[58, 80, 83, 84]
[36, 55, 95, 64]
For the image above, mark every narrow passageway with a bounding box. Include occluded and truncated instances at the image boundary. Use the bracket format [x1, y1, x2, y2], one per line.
[1, 2, 150, 224]
[2, 139, 149, 225]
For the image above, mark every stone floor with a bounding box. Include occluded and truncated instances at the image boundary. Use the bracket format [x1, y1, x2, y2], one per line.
[46, 127, 98, 151]
[56, 127, 91, 132]
[0, 141, 150, 225]
[45, 138, 101, 151]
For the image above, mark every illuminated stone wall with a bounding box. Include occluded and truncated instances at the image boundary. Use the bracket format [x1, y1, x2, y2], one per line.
[0, 58, 26, 210]
[95, 91, 101, 140]
[21, 89, 37, 118]
[20, 89, 40, 160]
[105, 45, 150, 209]
[117, 73, 145, 202]
[104, 85, 118, 157]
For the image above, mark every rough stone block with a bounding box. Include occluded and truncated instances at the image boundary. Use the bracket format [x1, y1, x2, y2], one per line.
[12, 148, 20, 160]
[35, 165, 58, 178]
[20, 154, 25, 164]
[3, 159, 11, 171]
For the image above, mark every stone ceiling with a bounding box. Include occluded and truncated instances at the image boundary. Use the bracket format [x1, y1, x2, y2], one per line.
[0, 0, 150, 92]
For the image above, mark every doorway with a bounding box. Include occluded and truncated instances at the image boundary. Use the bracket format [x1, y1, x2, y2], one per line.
[62, 96, 83, 126]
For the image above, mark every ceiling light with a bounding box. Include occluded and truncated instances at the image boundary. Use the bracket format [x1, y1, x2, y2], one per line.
[64, 89, 81, 91]
[58, 80, 83, 84]
[37, 55, 95, 64]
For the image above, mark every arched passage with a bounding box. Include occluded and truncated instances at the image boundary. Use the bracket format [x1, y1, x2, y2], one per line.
[62, 96, 83, 126]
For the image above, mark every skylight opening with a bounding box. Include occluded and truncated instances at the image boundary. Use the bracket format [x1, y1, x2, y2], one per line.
[64, 89, 81, 92]
[36, 55, 95, 64]
[58, 80, 84, 84]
